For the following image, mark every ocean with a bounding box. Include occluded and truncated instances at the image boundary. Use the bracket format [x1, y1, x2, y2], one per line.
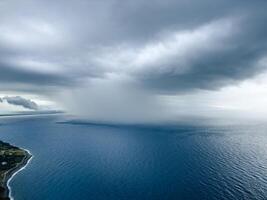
[0, 115, 267, 200]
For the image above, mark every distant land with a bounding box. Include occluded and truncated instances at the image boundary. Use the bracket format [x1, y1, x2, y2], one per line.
[0, 110, 63, 117]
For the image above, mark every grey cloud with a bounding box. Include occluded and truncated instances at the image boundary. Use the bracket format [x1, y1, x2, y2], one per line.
[0, 63, 71, 86]
[0, 0, 267, 94]
[2, 96, 39, 110]
[1, 0, 267, 121]
[91, 15, 267, 93]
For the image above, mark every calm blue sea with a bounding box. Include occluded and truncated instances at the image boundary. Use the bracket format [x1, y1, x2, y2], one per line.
[0, 115, 267, 200]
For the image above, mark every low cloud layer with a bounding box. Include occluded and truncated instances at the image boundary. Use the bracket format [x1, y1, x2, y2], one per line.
[1, 0, 267, 122]
[0, 96, 39, 110]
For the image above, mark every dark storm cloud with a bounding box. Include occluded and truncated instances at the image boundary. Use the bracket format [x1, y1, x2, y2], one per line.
[0, 0, 267, 94]
[0, 63, 72, 86]
[2, 96, 39, 110]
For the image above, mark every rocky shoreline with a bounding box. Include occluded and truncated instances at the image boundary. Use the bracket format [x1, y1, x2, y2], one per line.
[0, 142, 32, 200]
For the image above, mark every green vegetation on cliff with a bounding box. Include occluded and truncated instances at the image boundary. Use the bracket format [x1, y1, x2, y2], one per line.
[0, 141, 31, 200]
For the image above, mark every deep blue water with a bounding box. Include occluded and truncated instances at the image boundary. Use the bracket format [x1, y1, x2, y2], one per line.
[0, 115, 267, 200]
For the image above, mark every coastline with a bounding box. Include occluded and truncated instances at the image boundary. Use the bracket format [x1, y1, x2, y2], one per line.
[2, 148, 32, 200]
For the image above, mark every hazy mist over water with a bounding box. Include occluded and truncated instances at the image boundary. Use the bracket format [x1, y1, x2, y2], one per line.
[0, 115, 267, 200]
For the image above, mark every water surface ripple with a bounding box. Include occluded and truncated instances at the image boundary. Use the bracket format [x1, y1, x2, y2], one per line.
[0, 116, 266, 200]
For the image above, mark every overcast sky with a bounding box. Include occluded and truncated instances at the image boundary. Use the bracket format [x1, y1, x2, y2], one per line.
[1, 0, 267, 123]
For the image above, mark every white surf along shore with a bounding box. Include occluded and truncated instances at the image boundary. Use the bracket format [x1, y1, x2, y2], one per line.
[7, 148, 33, 200]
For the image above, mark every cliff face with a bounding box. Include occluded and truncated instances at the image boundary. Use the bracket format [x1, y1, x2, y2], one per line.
[0, 186, 10, 200]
